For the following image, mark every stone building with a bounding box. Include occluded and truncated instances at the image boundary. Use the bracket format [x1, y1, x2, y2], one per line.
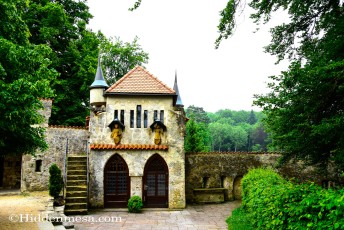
[87, 62, 186, 210]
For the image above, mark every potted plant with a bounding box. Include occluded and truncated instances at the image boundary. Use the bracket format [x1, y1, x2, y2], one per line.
[48, 164, 65, 208]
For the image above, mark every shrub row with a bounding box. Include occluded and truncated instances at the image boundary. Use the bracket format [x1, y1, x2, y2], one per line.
[241, 168, 344, 229]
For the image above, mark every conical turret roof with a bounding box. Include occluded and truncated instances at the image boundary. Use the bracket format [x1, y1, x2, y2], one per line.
[173, 71, 183, 107]
[90, 57, 109, 89]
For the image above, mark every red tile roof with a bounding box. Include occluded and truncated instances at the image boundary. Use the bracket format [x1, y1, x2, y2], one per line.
[90, 144, 169, 151]
[106, 66, 175, 94]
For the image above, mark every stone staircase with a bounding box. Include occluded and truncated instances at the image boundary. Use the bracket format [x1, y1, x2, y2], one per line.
[64, 155, 88, 215]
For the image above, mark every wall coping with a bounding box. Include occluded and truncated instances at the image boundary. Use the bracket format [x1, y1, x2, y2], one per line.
[186, 151, 281, 156]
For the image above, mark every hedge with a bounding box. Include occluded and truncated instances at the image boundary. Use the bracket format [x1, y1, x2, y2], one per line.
[240, 168, 344, 229]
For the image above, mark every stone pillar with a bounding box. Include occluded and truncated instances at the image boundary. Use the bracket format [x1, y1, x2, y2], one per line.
[130, 176, 142, 198]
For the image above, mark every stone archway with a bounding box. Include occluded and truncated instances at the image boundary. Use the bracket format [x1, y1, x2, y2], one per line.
[104, 154, 130, 208]
[233, 176, 243, 200]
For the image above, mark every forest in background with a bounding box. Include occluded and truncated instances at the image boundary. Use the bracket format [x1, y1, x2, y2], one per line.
[184, 105, 271, 153]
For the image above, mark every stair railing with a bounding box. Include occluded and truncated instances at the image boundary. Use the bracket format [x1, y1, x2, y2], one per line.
[86, 139, 89, 207]
[64, 138, 69, 198]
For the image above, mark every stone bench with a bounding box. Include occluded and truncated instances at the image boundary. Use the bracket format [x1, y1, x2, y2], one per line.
[192, 188, 226, 203]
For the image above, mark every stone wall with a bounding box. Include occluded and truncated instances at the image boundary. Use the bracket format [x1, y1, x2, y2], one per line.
[1, 155, 22, 189]
[185, 152, 337, 203]
[21, 127, 89, 191]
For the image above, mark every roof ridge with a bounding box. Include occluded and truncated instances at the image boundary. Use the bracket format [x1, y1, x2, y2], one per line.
[139, 66, 175, 93]
[106, 65, 176, 94]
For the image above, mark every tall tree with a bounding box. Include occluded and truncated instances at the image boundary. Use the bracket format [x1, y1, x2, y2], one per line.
[184, 116, 210, 152]
[100, 36, 149, 85]
[0, 0, 57, 155]
[242, 0, 344, 169]
[23, 0, 149, 126]
[185, 105, 211, 124]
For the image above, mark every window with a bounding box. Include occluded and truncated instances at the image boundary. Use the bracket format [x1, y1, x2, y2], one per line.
[114, 110, 118, 119]
[136, 105, 141, 128]
[35, 160, 42, 172]
[154, 110, 158, 121]
[160, 110, 164, 123]
[120, 110, 125, 124]
[130, 110, 134, 128]
[144, 110, 148, 128]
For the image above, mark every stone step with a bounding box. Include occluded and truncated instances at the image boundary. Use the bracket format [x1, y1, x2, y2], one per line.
[67, 170, 86, 175]
[65, 203, 87, 210]
[64, 208, 88, 216]
[67, 164, 87, 171]
[66, 185, 87, 192]
[67, 175, 86, 181]
[65, 197, 87, 203]
[66, 191, 87, 197]
[67, 156, 87, 162]
[66, 180, 87, 186]
[67, 160, 87, 166]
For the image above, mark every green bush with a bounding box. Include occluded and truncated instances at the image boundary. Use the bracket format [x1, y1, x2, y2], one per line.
[48, 164, 64, 199]
[128, 195, 143, 213]
[239, 168, 344, 229]
[226, 206, 254, 230]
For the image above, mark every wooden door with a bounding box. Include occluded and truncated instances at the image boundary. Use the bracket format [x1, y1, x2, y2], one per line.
[143, 154, 168, 208]
[104, 154, 130, 208]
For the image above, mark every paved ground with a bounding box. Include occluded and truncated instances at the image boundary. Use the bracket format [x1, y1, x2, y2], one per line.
[0, 191, 241, 230]
[71, 201, 241, 230]
[0, 191, 51, 230]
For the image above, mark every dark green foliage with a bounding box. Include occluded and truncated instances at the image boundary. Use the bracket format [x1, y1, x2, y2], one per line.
[127, 195, 143, 213]
[184, 106, 269, 152]
[247, 110, 257, 125]
[100, 36, 149, 86]
[0, 0, 57, 156]
[186, 105, 211, 124]
[48, 164, 64, 199]
[215, 0, 344, 170]
[240, 168, 344, 229]
[226, 206, 254, 230]
[184, 116, 210, 153]
[23, 0, 149, 126]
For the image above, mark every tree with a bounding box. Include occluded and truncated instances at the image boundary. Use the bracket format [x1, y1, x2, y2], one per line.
[184, 116, 210, 152]
[185, 105, 211, 124]
[0, 0, 57, 156]
[247, 1, 344, 169]
[247, 110, 257, 125]
[100, 36, 149, 85]
[23, 0, 149, 126]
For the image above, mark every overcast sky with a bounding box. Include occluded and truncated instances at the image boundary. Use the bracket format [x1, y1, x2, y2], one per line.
[86, 0, 289, 112]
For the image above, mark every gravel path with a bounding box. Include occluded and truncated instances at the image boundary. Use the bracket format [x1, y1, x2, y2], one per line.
[0, 191, 50, 230]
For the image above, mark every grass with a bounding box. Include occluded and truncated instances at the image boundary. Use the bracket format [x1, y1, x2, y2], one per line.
[226, 206, 254, 230]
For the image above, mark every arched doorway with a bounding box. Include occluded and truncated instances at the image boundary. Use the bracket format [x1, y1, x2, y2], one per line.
[104, 154, 130, 208]
[143, 154, 168, 208]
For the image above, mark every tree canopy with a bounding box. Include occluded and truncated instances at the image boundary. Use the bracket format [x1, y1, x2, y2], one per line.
[0, 0, 149, 156]
[184, 106, 268, 153]
[23, 0, 149, 126]
[0, 0, 57, 155]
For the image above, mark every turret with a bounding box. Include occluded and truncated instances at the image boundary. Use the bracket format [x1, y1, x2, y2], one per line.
[90, 57, 109, 106]
[173, 71, 184, 107]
